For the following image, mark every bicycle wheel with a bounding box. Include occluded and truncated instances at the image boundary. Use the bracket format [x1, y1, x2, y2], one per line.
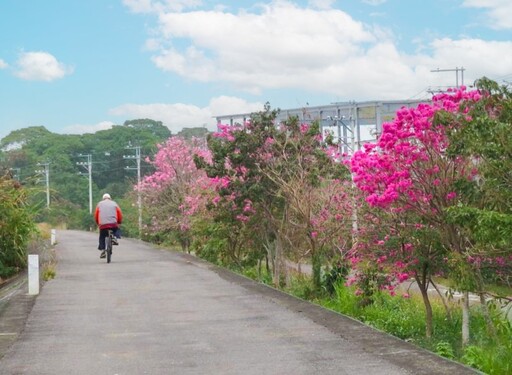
[105, 234, 112, 263]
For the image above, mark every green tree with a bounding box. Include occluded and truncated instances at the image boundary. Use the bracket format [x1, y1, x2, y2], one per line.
[0, 119, 171, 231]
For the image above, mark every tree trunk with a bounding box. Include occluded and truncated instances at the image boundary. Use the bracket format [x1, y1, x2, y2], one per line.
[429, 278, 452, 321]
[415, 275, 433, 338]
[312, 250, 322, 292]
[273, 236, 283, 288]
[462, 291, 470, 347]
[475, 269, 497, 337]
[264, 239, 276, 284]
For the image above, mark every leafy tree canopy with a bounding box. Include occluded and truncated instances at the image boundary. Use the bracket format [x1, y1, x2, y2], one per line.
[0, 119, 191, 228]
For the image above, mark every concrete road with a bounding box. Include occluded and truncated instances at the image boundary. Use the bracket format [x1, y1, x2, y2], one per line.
[0, 230, 477, 374]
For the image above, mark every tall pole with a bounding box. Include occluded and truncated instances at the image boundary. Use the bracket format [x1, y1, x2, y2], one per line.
[349, 106, 359, 237]
[35, 162, 50, 208]
[77, 154, 93, 214]
[89, 156, 92, 214]
[45, 164, 50, 208]
[137, 147, 141, 233]
[124, 146, 142, 236]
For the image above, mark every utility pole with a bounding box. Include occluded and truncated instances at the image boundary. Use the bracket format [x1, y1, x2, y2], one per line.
[35, 162, 50, 208]
[77, 154, 93, 214]
[124, 145, 142, 236]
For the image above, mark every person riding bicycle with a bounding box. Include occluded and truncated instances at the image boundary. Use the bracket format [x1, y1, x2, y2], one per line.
[94, 193, 123, 258]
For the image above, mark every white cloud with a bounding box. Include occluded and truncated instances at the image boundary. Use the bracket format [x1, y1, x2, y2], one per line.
[0, 59, 7, 69]
[108, 96, 265, 133]
[150, 1, 377, 94]
[62, 121, 115, 135]
[14, 51, 73, 81]
[418, 38, 512, 87]
[123, 0, 202, 13]
[462, 0, 512, 29]
[53, 2, 512, 139]
[124, 0, 512, 107]
[308, 0, 335, 10]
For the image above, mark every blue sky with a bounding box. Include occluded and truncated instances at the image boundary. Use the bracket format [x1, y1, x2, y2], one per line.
[1, 0, 511, 140]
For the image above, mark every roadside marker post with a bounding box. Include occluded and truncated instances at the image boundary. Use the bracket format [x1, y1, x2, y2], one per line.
[28, 254, 39, 295]
[51, 229, 56, 245]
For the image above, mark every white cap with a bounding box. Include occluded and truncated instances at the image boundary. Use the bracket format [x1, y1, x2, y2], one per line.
[102, 193, 111, 200]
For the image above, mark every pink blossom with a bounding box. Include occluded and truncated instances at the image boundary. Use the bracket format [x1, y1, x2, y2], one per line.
[397, 273, 409, 282]
[446, 192, 457, 200]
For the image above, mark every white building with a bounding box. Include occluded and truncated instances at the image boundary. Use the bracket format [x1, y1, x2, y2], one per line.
[215, 99, 428, 154]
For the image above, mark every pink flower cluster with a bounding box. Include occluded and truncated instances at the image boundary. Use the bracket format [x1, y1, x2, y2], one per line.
[350, 88, 482, 209]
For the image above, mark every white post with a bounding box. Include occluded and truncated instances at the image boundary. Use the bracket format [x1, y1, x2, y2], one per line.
[28, 254, 39, 295]
[51, 229, 56, 245]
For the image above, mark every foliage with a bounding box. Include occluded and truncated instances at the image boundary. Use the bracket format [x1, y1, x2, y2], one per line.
[322, 258, 350, 295]
[434, 341, 456, 359]
[42, 264, 57, 281]
[0, 171, 36, 278]
[0, 126, 52, 151]
[177, 127, 210, 140]
[0, 120, 179, 231]
[316, 280, 512, 374]
[348, 87, 494, 337]
[137, 136, 212, 248]
[443, 78, 512, 289]
[194, 104, 353, 290]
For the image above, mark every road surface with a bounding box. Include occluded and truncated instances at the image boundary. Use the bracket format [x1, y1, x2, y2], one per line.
[0, 230, 477, 374]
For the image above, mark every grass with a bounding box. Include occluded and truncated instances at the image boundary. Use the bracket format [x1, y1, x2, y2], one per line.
[30, 224, 58, 282]
[42, 264, 57, 281]
[317, 282, 512, 374]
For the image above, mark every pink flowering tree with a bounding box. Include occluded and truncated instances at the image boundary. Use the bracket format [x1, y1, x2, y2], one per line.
[193, 106, 284, 270]
[349, 87, 483, 337]
[195, 105, 354, 289]
[137, 136, 212, 251]
[258, 116, 354, 291]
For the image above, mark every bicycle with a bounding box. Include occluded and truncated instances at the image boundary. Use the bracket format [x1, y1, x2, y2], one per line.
[104, 229, 114, 263]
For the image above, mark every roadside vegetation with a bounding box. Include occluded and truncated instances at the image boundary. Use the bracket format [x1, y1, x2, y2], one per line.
[1, 79, 511, 374]
[290, 271, 511, 375]
[0, 171, 35, 280]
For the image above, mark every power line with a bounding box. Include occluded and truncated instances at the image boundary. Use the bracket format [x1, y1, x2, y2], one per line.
[124, 145, 142, 237]
[35, 162, 50, 208]
[77, 154, 93, 214]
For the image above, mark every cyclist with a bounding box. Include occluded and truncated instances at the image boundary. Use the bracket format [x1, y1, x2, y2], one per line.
[94, 193, 123, 258]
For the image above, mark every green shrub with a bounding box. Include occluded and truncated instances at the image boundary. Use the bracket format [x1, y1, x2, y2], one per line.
[42, 265, 56, 281]
[285, 274, 316, 300]
[435, 341, 455, 359]
[241, 266, 272, 285]
[322, 259, 350, 295]
[0, 175, 36, 279]
[317, 281, 512, 374]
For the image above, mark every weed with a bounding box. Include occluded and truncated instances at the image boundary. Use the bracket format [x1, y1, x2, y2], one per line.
[435, 341, 455, 359]
[42, 265, 56, 281]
